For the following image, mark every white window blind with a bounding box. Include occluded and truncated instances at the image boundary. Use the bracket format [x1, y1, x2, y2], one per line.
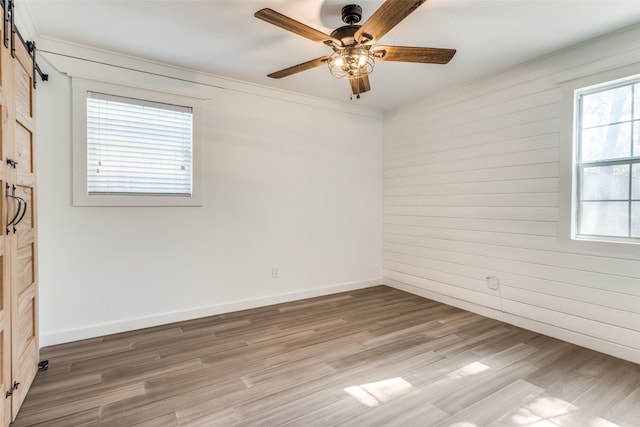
[87, 91, 193, 196]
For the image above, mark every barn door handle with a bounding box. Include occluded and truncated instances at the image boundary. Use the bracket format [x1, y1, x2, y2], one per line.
[6, 196, 22, 233]
[12, 195, 26, 233]
[5, 184, 20, 234]
[6, 158, 17, 168]
[5, 184, 24, 234]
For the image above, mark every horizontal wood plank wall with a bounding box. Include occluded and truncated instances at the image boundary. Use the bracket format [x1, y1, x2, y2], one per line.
[382, 24, 640, 364]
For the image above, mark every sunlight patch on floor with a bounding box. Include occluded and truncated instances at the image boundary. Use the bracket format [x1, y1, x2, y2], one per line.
[447, 361, 490, 380]
[589, 417, 620, 427]
[506, 395, 573, 426]
[529, 396, 576, 419]
[344, 377, 413, 407]
[503, 395, 621, 427]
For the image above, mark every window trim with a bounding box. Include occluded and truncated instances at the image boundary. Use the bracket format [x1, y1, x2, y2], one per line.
[558, 64, 640, 252]
[72, 77, 204, 206]
[574, 77, 639, 241]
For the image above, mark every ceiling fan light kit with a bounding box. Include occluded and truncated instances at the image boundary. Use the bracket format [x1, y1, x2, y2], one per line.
[255, 0, 456, 98]
[328, 47, 375, 80]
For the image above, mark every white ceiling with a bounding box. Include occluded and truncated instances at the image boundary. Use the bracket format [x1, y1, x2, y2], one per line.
[20, 0, 640, 112]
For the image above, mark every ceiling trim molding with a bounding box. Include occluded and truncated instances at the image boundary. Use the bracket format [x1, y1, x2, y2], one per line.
[37, 37, 384, 120]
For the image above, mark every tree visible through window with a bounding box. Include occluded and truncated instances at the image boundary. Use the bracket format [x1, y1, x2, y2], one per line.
[576, 79, 640, 240]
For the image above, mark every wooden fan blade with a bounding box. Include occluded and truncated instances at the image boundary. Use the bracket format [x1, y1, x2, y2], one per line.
[349, 76, 371, 95]
[372, 46, 456, 64]
[355, 0, 427, 44]
[255, 8, 342, 48]
[267, 56, 331, 79]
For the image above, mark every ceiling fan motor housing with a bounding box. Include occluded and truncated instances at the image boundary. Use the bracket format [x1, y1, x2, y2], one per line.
[341, 4, 362, 25]
[330, 24, 360, 45]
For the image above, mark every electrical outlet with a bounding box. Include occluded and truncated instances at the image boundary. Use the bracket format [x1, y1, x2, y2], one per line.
[272, 265, 280, 278]
[486, 276, 500, 290]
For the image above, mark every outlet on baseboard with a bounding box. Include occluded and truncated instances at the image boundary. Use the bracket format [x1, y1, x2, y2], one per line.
[272, 265, 280, 279]
[486, 276, 500, 290]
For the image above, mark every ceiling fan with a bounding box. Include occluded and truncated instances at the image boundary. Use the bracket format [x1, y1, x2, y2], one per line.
[254, 0, 456, 98]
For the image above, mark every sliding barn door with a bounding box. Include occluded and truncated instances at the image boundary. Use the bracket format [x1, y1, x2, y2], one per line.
[0, 19, 13, 427]
[8, 36, 38, 418]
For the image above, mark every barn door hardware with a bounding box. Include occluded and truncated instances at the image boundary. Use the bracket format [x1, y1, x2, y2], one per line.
[2, 0, 8, 48]
[9, 0, 13, 58]
[6, 158, 17, 168]
[5, 183, 21, 234]
[4, 381, 19, 398]
[1, 0, 13, 53]
[5, 183, 17, 234]
[5, 196, 22, 234]
[38, 360, 49, 372]
[5, 183, 26, 234]
[26, 41, 48, 88]
[1, 2, 48, 87]
[12, 194, 26, 233]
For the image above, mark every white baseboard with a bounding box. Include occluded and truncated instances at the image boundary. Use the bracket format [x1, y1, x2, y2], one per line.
[40, 277, 382, 347]
[385, 279, 640, 365]
[385, 279, 506, 321]
[499, 312, 640, 365]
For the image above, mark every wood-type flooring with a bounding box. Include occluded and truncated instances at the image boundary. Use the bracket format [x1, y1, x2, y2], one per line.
[12, 286, 640, 426]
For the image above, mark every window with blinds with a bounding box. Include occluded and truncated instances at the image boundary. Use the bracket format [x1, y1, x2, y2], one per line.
[86, 92, 193, 196]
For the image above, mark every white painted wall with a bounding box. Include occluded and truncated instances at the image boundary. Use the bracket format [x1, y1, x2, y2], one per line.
[383, 24, 640, 364]
[31, 14, 640, 368]
[36, 47, 383, 346]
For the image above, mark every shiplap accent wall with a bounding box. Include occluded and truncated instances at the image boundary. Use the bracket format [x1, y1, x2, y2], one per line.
[383, 24, 640, 364]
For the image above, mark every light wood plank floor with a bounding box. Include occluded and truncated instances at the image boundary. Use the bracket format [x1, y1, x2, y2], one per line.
[12, 286, 640, 426]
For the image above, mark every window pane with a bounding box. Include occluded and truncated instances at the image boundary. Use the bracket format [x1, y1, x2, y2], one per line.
[581, 85, 632, 128]
[581, 165, 629, 200]
[578, 201, 629, 237]
[634, 120, 639, 156]
[634, 164, 640, 200]
[635, 84, 640, 120]
[632, 202, 640, 238]
[580, 122, 631, 162]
